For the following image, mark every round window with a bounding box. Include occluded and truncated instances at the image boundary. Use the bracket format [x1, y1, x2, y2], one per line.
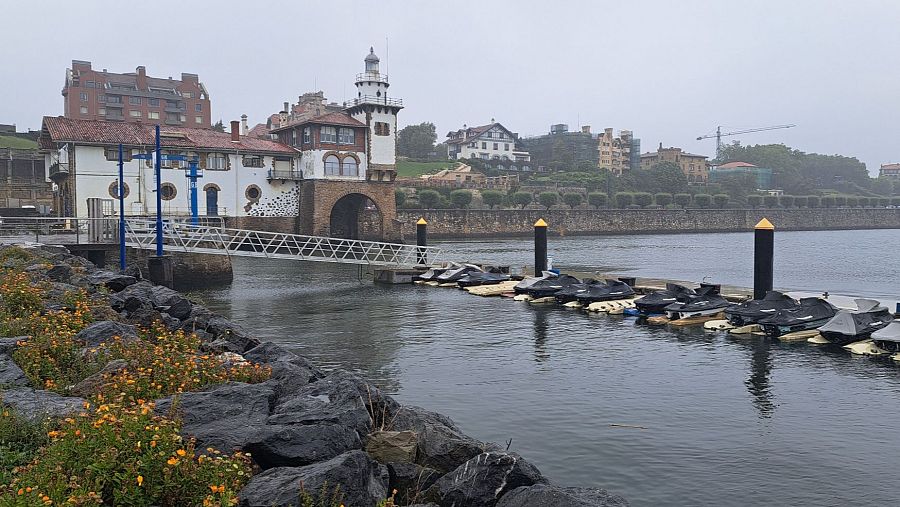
[160, 183, 177, 200]
[376, 90, 382, 97]
[245, 185, 261, 202]
[108, 180, 130, 199]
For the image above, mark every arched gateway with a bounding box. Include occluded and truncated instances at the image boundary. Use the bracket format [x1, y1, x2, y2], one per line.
[298, 180, 399, 242]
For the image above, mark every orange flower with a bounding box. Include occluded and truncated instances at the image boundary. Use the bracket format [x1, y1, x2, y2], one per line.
[167, 457, 179, 466]
[176, 448, 186, 456]
[137, 475, 144, 486]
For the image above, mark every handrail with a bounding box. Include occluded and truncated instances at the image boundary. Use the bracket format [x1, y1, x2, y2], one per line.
[344, 95, 403, 108]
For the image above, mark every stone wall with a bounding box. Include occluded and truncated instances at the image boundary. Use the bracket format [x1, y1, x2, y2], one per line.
[396, 208, 900, 239]
[126, 248, 233, 290]
[225, 216, 299, 234]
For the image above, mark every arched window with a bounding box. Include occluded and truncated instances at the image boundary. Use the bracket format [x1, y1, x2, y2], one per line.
[342, 157, 358, 177]
[324, 155, 340, 175]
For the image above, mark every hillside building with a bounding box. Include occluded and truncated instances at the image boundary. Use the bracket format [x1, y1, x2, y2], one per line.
[640, 143, 710, 183]
[879, 163, 900, 180]
[598, 128, 640, 175]
[708, 161, 773, 189]
[446, 122, 531, 171]
[62, 60, 211, 128]
[520, 124, 598, 171]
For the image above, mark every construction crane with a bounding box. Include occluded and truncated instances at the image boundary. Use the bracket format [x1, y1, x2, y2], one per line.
[697, 124, 795, 160]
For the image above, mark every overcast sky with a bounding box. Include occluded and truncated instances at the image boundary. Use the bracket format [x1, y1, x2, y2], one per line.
[3, 0, 898, 173]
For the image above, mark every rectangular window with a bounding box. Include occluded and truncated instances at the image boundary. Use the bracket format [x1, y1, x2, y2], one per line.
[80, 106, 88, 114]
[303, 127, 311, 144]
[80, 92, 88, 102]
[149, 98, 160, 107]
[242, 155, 264, 168]
[98, 108, 106, 115]
[481, 142, 486, 149]
[129, 110, 142, 118]
[338, 127, 355, 144]
[85, 80, 96, 88]
[195, 116, 202, 124]
[106, 95, 121, 104]
[166, 112, 180, 123]
[493, 143, 498, 150]
[194, 103, 202, 112]
[97, 94, 106, 102]
[468, 142, 476, 148]
[207, 153, 227, 170]
[183, 91, 193, 98]
[148, 111, 159, 120]
[374, 121, 390, 136]
[320, 126, 337, 143]
[504, 143, 510, 151]
[129, 96, 142, 105]
[499, 132, 506, 139]
[105, 147, 132, 161]
[481, 153, 489, 160]
[180, 114, 186, 122]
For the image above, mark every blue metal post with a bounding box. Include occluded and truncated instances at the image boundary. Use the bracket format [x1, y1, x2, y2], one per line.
[155, 125, 163, 256]
[118, 144, 126, 270]
[188, 160, 199, 226]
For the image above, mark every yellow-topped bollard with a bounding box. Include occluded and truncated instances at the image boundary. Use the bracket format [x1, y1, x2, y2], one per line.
[754, 217, 775, 299]
[534, 218, 548, 274]
[416, 217, 428, 265]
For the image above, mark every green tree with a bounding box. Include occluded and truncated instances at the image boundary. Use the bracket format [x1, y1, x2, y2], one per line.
[763, 194, 779, 207]
[845, 195, 859, 207]
[821, 195, 835, 207]
[877, 197, 891, 207]
[512, 192, 533, 209]
[713, 194, 729, 208]
[615, 192, 633, 208]
[418, 189, 441, 209]
[397, 123, 438, 160]
[481, 190, 504, 209]
[693, 193, 712, 208]
[806, 195, 820, 207]
[562, 193, 583, 209]
[793, 195, 807, 208]
[395, 188, 407, 208]
[538, 192, 559, 209]
[833, 195, 846, 207]
[450, 189, 473, 209]
[674, 193, 692, 208]
[892, 196, 900, 206]
[747, 195, 763, 207]
[780, 195, 795, 207]
[211, 119, 225, 132]
[634, 192, 653, 208]
[654, 193, 673, 207]
[588, 192, 608, 209]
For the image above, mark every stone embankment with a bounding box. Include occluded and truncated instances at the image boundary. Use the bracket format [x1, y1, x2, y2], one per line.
[397, 208, 900, 238]
[0, 244, 627, 507]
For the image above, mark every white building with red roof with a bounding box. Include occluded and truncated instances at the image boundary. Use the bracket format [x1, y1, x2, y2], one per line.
[446, 122, 531, 171]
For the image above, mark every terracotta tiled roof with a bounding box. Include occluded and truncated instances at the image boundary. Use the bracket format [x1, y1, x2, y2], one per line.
[41, 116, 296, 154]
[718, 161, 757, 169]
[268, 111, 365, 133]
[247, 123, 270, 139]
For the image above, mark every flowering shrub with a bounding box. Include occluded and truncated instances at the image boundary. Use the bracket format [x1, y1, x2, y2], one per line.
[0, 271, 46, 337]
[0, 410, 49, 487]
[1, 401, 251, 506]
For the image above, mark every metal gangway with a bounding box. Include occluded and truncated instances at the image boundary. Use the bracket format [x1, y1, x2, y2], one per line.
[123, 218, 443, 269]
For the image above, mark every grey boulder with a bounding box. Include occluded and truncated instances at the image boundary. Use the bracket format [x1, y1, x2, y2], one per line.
[0, 387, 85, 421]
[244, 423, 362, 469]
[425, 452, 548, 507]
[74, 320, 140, 349]
[387, 462, 441, 506]
[0, 337, 24, 355]
[155, 382, 275, 453]
[391, 405, 496, 473]
[47, 264, 73, 282]
[366, 430, 418, 463]
[85, 270, 137, 292]
[0, 354, 30, 387]
[70, 359, 129, 398]
[496, 485, 629, 507]
[205, 316, 260, 353]
[238, 450, 388, 507]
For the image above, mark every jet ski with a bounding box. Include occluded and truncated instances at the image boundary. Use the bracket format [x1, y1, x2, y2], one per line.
[436, 264, 484, 283]
[665, 287, 732, 320]
[575, 279, 635, 304]
[817, 299, 894, 345]
[725, 291, 799, 326]
[456, 271, 511, 288]
[414, 263, 458, 282]
[757, 297, 837, 337]
[514, 271, 558, 294]
[634, 283, 696, 316]
[523, 274, 582, 298]
[872, 320, 900, 353]
[553, 279, 604, 304]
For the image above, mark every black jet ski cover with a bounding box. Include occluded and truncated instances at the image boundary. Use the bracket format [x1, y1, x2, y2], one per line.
[575, 279, 635, 303]
[725, 291, 799, 325]
[526, 274, 582, 298]
[634, 283, 696, 314]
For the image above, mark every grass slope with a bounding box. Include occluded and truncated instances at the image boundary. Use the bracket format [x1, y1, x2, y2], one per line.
[396, 160, 455, 178]
[0, 136, 38, 149]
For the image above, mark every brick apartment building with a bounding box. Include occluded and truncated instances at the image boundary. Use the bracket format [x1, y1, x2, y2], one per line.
[62, 60, 211, 128]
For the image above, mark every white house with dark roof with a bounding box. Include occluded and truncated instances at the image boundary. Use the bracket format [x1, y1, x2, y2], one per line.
[446, 122, 531, 171]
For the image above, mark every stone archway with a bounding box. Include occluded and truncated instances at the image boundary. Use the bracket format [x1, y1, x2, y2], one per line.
[328, 193, 383, 240]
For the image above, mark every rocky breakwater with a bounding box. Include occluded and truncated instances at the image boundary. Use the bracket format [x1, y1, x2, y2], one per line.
[0, 243, 627, 507]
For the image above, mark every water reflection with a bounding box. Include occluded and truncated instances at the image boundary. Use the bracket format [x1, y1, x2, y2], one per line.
[745, 337, 775, 418]
[533, 309, 550, 362]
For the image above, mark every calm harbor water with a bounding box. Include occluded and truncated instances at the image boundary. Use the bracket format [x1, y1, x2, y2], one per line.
[194, 229, 900, 506]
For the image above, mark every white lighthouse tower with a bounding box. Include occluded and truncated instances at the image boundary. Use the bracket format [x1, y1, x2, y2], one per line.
[346, 47, 403, 182]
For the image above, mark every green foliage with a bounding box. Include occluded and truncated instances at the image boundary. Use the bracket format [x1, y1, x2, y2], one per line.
[615, 192, 633, 208]
[747, 195, 763, 207]
[0, 136, 38, 149]
[713, 194, 729, 208]
[674, 193, 692, 208]
[449, 189, 473, 209]
[481, 190, 504, 209]
[857, 196, 870, 207]
[806, 195, 820, 207]
[538, 192, 559, 210]
[845, 195, 859, 207]
[587, 192, 608, 208]
[821, 195, 835, 207]
[780, 195, 795, 207]
[693, 193, 712, 208]
[394, 189, 407, 208]
[892, 196, 900, 206]
[0, 409, 50, 486]
[833, 195, 847, 206]
[633, 192, 653, 208]
[210, 120, 225, 133]
[562, 193, 583, 209]
[654, 193, 673, 207]
[763, 194, 779, 207]
[397, 122, 438, 160]
[298, 482, 344, 507]
[512, 192, 533, 209]
[877, 197, 891, 207]
[417, 190, 441, 209]
[711, 172, 758, 201]
[793, 195, 808, 208]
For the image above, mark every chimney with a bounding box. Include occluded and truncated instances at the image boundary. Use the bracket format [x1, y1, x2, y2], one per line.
[241, 114, 248, 135]
[279, 110, 289, 128]
[230, 121, 240, 142]
[283, 101, 289, 113]
[659, 142, 663, 150]
[581, 125, 591, 134]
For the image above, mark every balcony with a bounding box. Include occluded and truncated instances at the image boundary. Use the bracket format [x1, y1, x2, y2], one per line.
[344, 95, 403, 108]
[355, 72, 389, 84]
[48, 162, 69, 180]
[165, 104, 185, 113]
[267, 169, 303, 181]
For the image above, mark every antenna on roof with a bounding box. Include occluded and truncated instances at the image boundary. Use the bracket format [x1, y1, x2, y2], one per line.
[386, 36, 389, 76]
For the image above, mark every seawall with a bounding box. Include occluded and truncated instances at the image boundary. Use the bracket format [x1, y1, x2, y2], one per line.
[396, 208, 900, 238]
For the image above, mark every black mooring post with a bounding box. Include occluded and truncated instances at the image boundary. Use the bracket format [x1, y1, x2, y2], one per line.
[416, 217, 427, 265]
[753, 218, 774, 300]
[534, 218, 548, 275]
